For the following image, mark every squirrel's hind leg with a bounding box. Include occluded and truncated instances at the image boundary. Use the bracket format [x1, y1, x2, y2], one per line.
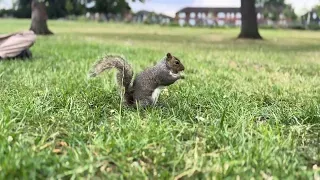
[136, 97, 154, 109]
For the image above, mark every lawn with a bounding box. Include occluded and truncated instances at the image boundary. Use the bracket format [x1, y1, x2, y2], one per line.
[0, 19, 319, 179]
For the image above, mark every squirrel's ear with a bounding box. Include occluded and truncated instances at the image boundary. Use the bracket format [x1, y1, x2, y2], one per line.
[166, 53, 172, 59]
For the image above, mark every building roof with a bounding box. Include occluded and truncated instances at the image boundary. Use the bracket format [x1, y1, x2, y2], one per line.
[134, 10, 173, 19]
[135, 10, 153, 15]
[177, 7, 240, 13]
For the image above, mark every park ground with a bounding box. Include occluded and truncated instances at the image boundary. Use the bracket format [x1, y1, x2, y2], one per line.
[0, 19, 319, 179]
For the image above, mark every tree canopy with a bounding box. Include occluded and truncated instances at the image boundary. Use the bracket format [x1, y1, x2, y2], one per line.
[313, 5, 320, 16]
[5, 0, 144, 18]
[258, 0, 297, 20]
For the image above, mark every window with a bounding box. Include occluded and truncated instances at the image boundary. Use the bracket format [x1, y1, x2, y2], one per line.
[197, 12, 202, 18]
[236, 12, 241, 18]
[226, 13, 231, 18]
[178, 12, 186, 18]
[190, 12, 196, 18]
[208, 12, 213, 18]
[231, 13, 235, 18]
[279, 13, 284, 19]
[189, 19, 196, 26]
[257, 13, 261, 19]
[313, 12, 317, 19]
[235, 20, 241, 26]
[178, 19, 185, 26]
[217, 20, 225, 26]
[217, 12, 225, 18]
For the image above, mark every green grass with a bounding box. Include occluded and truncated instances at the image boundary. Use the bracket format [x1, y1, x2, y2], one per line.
[0, 19, 319, 179]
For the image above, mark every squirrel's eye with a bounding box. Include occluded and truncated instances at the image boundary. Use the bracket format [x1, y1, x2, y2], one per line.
[175, 61, 180, 64]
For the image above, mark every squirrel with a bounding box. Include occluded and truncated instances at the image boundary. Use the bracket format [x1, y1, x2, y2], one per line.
[89, 53, 185, 107]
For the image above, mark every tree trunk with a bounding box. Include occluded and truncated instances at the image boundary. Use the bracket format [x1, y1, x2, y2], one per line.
[238, 0, 262, 39]
[30, 0, 53, 35]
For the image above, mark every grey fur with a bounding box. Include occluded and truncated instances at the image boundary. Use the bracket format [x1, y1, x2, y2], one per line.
[132, 59, 182, 107]
[89, 55, 133, 91]
[89, 54, 184, 107]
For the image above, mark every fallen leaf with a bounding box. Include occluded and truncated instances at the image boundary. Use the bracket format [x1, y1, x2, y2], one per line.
[56, 141, 68, 147]
[52, 149, 62, 154]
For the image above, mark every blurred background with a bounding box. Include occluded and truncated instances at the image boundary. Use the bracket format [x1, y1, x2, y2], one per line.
[1, 0, 320, 30]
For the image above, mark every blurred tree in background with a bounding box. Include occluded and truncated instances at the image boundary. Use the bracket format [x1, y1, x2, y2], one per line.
[2, 0, 143, 19]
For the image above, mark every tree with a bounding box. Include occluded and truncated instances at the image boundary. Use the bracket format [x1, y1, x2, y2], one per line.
[13, 0, 71, 19]
[259, 0, 296, 21]
[65, 0, 86, 16]
[46, 0, 68, 19]
[93, 0, 129, 13]
[12, 0, 32, 18]
[238, 0, 297, 39]
[30, 0, 53, 35]
[15, 0, 144, 35]
[87, 0, 143, 14]
[315, 5, 320, 16]
[283, 4, 297, 21]
[85, 0, 143, 21]
[238, 0, 262, 39]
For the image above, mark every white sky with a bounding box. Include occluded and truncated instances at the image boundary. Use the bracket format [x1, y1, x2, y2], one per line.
[1, 0, 319, 17]
[129, 0, 320, 17]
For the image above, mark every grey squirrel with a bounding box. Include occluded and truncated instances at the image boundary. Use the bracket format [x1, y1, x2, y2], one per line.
[89, 53, 185, 107]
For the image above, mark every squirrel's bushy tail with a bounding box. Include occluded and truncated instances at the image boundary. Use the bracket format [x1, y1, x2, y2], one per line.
[89, 55, 134, 104]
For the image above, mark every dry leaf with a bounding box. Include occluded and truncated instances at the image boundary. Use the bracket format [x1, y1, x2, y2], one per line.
[56, 141, 68, 147]
[52, 149, 62, 154]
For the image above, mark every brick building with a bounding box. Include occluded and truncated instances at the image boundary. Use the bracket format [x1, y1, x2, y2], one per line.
[133, 10, 173, 24]
[175, 7, 289, 27]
